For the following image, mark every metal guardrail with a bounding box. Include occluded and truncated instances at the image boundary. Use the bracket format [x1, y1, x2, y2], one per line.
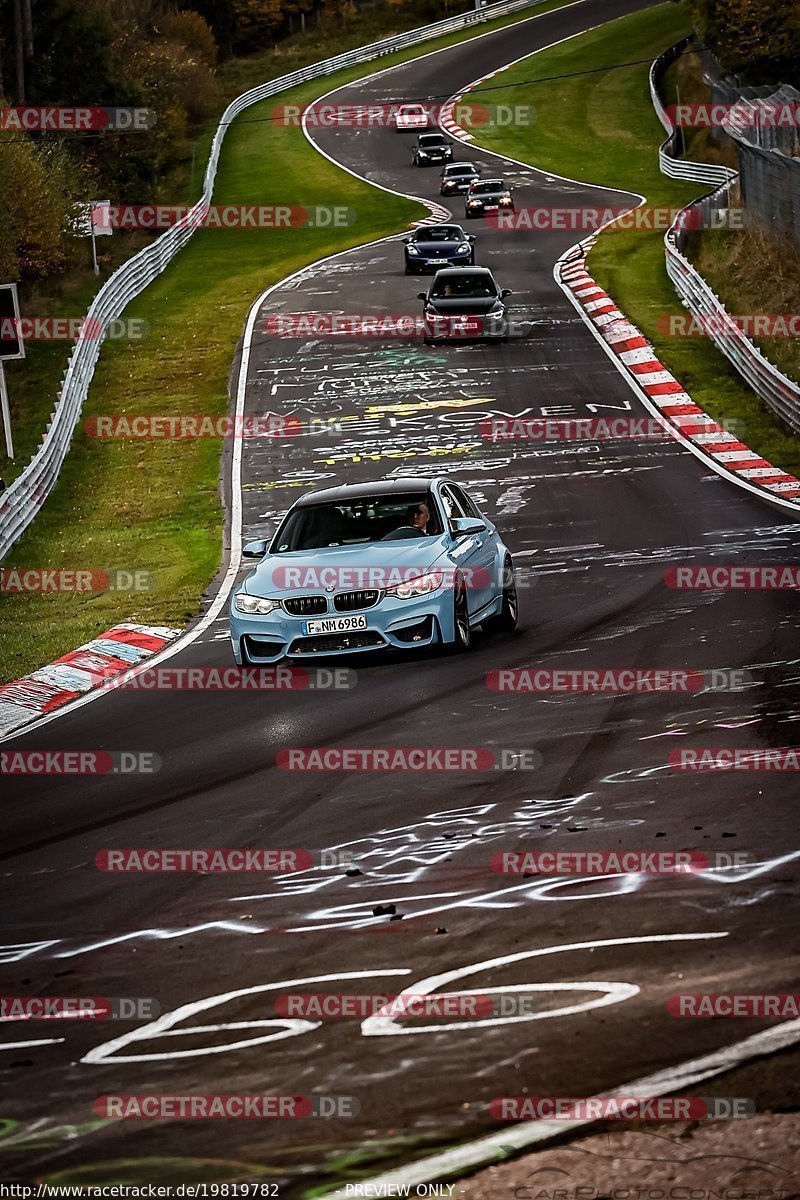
[651, 43, 800, 436]
[649, 40, 736, 188]
[0, 0, 548, 560]
[721, 85, 800, 247]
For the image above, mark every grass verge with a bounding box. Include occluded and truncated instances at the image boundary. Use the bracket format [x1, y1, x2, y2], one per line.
[0, 0, 575, 684]
[468, 2, 800, 479]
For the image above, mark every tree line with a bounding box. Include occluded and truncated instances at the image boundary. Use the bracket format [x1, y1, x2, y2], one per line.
[0, 0, 371, 282]
[689, 0, 800, 83]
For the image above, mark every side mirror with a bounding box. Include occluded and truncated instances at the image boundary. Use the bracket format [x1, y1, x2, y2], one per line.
[468, 235, 476, 242]
[402, 237, 410, 244]
[501, 288, 512, 298]
[450, 518, 486, 539]
[242, 539, 268, 558]
[417, 292, 427, 302]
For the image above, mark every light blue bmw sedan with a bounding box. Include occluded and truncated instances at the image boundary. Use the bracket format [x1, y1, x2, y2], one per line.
[229, 476, 517, 664]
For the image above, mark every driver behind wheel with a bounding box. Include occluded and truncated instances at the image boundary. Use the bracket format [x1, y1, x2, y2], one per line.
[409, 501, 430, 534]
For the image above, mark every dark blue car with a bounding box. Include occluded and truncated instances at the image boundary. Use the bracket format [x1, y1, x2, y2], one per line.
[402, 224, 475, 275]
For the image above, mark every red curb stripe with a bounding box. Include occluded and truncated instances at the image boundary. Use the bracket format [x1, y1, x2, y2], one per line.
[559, 252, 800, 505]
[629, 361, 665, 375]
[723, 458, 773, 471]
[645, 381, 685, 396]
[699, 441, 746, 455]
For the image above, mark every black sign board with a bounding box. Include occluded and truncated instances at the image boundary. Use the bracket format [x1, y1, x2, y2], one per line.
[0, 284, 25, 361]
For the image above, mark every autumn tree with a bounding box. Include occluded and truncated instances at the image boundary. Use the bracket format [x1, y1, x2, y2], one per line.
[0, 135, 79, 279]
[690, 0, 800, 83]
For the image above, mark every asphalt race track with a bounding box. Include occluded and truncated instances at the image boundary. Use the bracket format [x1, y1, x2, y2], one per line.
[2, 0, 799, 1190]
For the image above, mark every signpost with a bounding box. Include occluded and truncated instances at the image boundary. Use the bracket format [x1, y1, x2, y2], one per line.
[70, 200, 112, 275]
[0, 283, 25, 459]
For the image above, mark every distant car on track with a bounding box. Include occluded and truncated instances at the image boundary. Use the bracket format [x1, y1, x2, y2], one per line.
[440, 162, 481, 195]
[412, 132, 453, 166]
[229, 477, 517, 663]
[417, 266, 512, 344]
[402, 224, 475, 274]
[394, 103, 430, 132]
[465, 178, 514, 218]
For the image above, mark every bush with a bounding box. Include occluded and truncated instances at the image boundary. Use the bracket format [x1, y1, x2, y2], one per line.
[160, 10, 218, 66]
[0, 135, 81, 280]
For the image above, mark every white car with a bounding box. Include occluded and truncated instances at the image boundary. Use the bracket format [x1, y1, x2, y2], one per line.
[394, 104, 429, 132]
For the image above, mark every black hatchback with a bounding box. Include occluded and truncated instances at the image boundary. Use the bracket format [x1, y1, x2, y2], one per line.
[412, 132, 453, 166]
[440, 162, 481, 195]
[417, 267, 512, 344]
[465, 178, 514, 218]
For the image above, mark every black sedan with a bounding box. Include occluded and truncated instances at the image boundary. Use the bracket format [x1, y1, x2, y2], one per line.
[465, 178, 514, 218]
[402, 224, 475, 274]
[417, 267, 512, 344]
[440, 162, 481, 195]
[412, 132, 453, 166]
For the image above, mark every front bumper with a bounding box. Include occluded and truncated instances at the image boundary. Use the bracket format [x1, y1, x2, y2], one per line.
[423, 313, 507, 341]
[465, 202, 513, 217]
[405, 254, 471, 273]
[230, 592, 453, 663]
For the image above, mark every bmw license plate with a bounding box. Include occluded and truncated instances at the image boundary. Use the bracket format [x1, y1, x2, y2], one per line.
[305, 614, 368, 635]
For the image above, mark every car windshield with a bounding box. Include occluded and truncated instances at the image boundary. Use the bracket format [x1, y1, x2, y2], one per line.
[447, 166, 475, 175]
[400, 105, 425, 114]
[272, 494, 442, 551]
[416, 226, 462, 241]
[420, 135, 447, 145]
[471, 181, 505, 194]
[430, 274, 496, 299]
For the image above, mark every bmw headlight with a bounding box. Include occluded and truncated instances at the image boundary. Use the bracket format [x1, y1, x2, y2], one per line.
[386, 571, 443, 600]
[468, 199, 481, 207]
[499, 196, 512, 205]
[418, 150, 428, 157]
[235, 593, 279, 615]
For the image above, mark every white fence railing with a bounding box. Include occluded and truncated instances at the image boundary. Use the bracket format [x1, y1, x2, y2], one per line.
[649, 41, 736, 188]
[0, 0, 548, 560]
[650, 42, 800, 435]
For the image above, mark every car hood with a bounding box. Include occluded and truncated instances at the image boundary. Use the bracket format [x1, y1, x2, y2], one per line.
[244, 538, 451, 595]
[412, 241, 467, 254]
[425, 296, 501, 314]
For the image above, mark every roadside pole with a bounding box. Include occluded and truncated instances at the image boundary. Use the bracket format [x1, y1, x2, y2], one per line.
[0, 362, 13, 458]
[0, 282, 26, 460]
